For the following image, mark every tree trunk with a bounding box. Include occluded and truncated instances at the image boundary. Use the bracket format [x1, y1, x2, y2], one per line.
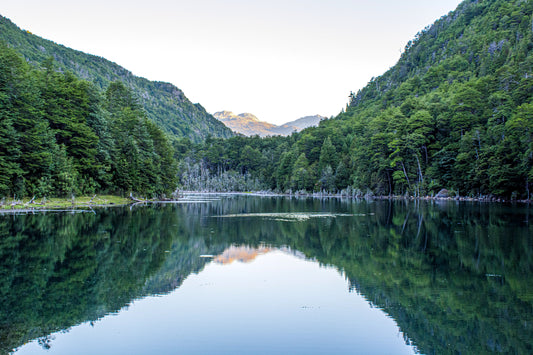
[401, 161, 411, 190]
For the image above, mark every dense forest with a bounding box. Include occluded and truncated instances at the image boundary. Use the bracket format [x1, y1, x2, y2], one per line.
[0, 15, 233, 142]
[0, 42, 177, 197]
[2, 0, 533, 199]
[180, 0, 533, 200]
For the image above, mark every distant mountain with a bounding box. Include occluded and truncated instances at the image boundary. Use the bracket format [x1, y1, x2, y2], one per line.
[188, 0, 533, 199]
[0, 15, 233, 142]
[214, 111, 325, 137]
[279, 115, 325, 132]
[213, 111, 277, 136]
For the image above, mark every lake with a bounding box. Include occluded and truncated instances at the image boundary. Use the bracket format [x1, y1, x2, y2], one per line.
[2, 194, 532, 354]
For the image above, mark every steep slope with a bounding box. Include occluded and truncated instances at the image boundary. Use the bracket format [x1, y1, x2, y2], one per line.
[214, 111, 324, 137]
[333, 0, 533, 198]
[0, 42, 179, 197]
[183, 0, 533, 199]
[0, 15, 233, 142]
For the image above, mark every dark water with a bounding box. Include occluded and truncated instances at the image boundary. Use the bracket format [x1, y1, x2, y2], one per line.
[2, 195, 532, 354]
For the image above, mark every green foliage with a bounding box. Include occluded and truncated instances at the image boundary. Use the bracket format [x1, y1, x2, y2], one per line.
[4, 0, 531, 198]
[0, 43, 178, 197]
[291, 153, 312, 191]
[318, 137, 337, 171]
[337, 0, 533, 198]
[0, 15, 233, 143]
[180, 0, 533, 198]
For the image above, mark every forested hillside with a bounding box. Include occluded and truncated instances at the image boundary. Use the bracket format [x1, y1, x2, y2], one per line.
[0, 43, 177, 197]
[0, 15, 233, 142]
[181, 0, 533, 199]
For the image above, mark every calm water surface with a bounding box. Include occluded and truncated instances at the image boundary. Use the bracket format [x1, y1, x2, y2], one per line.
[2, 195, 532, 354]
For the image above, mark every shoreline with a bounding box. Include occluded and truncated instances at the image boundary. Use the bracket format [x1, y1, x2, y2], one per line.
[0, 195, 133, 213]
[0, 194, 191, 214]
[180, 190, 532, 204]
[1, 191, 529, 215]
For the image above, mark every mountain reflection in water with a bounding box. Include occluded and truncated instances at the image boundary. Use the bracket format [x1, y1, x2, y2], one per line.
[1, 196, 532, 354]
[213, 245, 271, 264]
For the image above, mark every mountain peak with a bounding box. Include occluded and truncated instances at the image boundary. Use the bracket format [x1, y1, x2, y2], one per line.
[213, 111, 324, 137]
[237, 113, 260, 122]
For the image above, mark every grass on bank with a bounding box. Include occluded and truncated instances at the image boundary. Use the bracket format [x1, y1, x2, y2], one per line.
[0, 195, 132, 210]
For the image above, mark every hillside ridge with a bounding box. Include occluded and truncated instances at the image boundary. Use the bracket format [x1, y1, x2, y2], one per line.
[0, 15, 233, 142]
[179, 0, 533, 199]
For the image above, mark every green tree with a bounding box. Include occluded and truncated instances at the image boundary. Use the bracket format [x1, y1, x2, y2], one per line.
[239, 145, 262, 174]
[291, 153, 311, 191]
[276, 150, 297, 192]
[319, 137, 337, 171]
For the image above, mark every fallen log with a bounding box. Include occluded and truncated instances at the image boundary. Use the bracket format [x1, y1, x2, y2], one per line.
[129, 192, 145, 203]
[24, 196, 36, 206]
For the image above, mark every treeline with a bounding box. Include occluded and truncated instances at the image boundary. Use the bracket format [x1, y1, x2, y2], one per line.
[176, 135, 285, 192]
[0, 42, 177, 198]
[179, 0, 533, 199]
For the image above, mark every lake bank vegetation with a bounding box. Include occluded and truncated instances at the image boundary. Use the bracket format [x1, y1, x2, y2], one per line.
[0, 43, 178, 200]
[1, 0, 533, 202]
[177, 0, 533, 202]
[0, 195, 132, 211]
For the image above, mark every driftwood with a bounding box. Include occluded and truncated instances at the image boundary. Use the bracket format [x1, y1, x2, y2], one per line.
[24, 196, 36, 206]
[172, 189, 183, 199]
[158, 197, 177, 201]
[129, 192, 146, 203]
[30, 197, 46, 206]
[10, 200, 21, 207]
[88, 194, 97, 204]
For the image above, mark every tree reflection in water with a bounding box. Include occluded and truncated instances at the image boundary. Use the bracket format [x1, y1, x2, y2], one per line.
[1, 197, 532, 354]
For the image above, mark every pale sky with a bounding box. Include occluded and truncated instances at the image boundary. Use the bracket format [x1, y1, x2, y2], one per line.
[2, 0, 463, 125]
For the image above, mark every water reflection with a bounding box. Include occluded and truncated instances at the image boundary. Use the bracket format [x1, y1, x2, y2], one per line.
[212, 245, 271, 264]
[1, 197, 532, 354]
[15, 249, 416, 355]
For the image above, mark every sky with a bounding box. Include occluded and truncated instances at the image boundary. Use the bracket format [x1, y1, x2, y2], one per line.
[2, 0, 463, 125]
